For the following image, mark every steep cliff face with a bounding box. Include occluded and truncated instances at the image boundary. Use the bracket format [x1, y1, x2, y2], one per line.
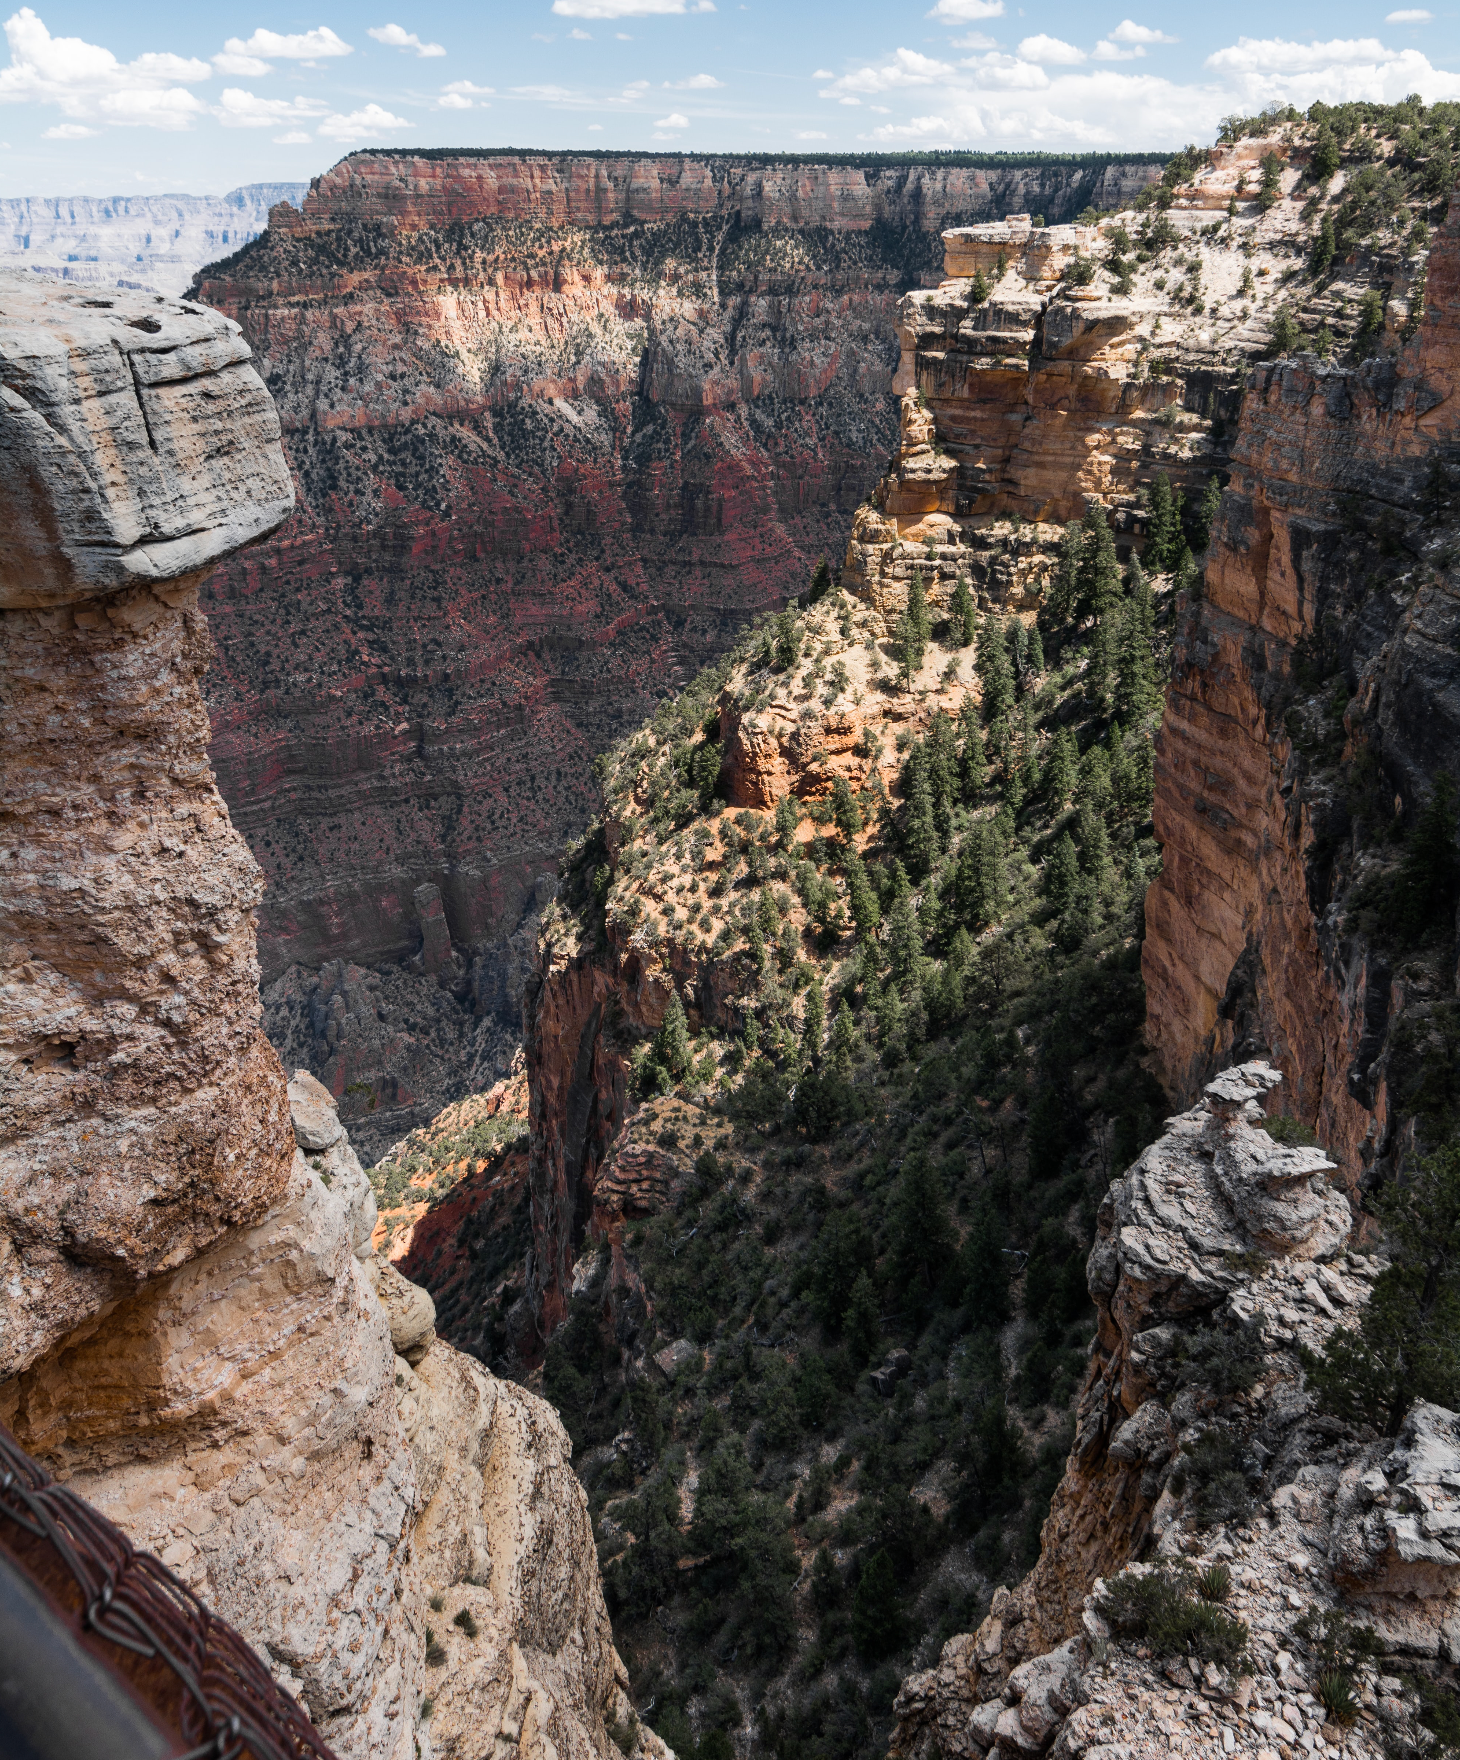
[191, 149, 1161, 1156]
[0, 273, 663, 1760]
[1142, 186, 1460, 1179]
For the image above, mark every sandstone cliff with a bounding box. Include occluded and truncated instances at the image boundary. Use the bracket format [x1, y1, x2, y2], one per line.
[190, 150, 1159, 1156]
[0, 272, 661, 1760]
[1142, 184, 1460, 1178]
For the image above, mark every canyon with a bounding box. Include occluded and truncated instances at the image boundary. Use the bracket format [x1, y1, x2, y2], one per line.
[192, 148, 1165, 1157]
[0, 271, 662, 1760]
[391, 117, 1460, 1760]
[0, 183, 306, 298]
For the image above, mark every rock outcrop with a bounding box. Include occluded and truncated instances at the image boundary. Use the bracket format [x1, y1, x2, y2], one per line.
[1142, 183, 1460, 1175]
[886, 1064, 1460, 1760]
[188, 151, 1159, 1150]
[0, 271, 660, 1760]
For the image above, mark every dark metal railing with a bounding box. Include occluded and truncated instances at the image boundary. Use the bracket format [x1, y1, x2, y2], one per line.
[0, 1422, 336, 1760]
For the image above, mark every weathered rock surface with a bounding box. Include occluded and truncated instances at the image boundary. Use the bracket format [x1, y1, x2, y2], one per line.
[884, 1065, 1458, 1760]
[1, 271, 663, 1760]
[189, 152, 1158, 1145]
[1143, 183, 1460, 1177]
[0, 273, 296, 1378]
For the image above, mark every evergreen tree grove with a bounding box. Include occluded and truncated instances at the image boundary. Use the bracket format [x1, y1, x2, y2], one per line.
[977, 615, 1015, 723]
[896, 572, 931, 689]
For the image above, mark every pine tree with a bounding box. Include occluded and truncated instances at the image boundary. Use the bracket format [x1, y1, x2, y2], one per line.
[1077, 802, 1112, 892]
[1087, 615, 1117, 710]
[1045, 832, 1080, 912]
[1173, 546, 1198, 599]
[1310, 212, 1336, 279]
[1114, 603, 1161, 726]
[843, 1270, 881, 1366]
[1129, 555, 1155, 641]
[1312, 124, 1340, 183]
[961, 1205, 1011, 1328]
[1303, 1141, 1460, 1435]
[653, 991, 692, 1081]
[1078, 505, 1122, 624]
[803, 980, 825, 1057]
[1049, 521, 1084, 623]
[926, 712, 958, 823]
[1144, 472, 1180, 574]
[1193, 474, 1223, 553]
[807, 555, 832, 602]
[977, 616, 1015, 723]
[951, 573, 977, 646]
[1026, 621, 1045, 675]
[829, 999, 857, 1076]
[1270, 306, 1301, 356]
[902, 750, 940, 877]
[955, 823, 1007, 930]
[1044, 727, 1077, 810]
[887, 891, 923, 983]
[851, 1550, 902, 1660]
[1356, 288, 1385, 352]
[843, 851, 881, 939]
[970, 267, 991, 305]
[774, 792, 799, 849]
[896, 571, 931, 689]
[831, 775, 864, 844]
[958, 696, 987, 800]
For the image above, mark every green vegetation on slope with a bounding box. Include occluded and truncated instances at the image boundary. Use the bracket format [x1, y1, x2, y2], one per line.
[539, 516, 1182, 1760]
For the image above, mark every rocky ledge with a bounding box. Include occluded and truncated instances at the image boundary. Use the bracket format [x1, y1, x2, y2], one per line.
[890, 1063, 1460, 1760]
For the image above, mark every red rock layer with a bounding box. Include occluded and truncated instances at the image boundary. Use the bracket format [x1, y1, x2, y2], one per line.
[273, 151, 1161, 236]
[1142, 186, 1460, 1178]
[189, 152, 1154, 1140]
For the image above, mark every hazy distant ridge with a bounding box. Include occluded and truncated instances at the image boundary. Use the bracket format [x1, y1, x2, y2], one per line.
[0, 182, 307, 297]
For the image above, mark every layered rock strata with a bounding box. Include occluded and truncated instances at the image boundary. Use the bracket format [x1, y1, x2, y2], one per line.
[0, 273, 658, 1760]
[1142, 183, 1460, 1174]
[190, 151, 1159, 1146]
[888, 1064, 1460, 1759]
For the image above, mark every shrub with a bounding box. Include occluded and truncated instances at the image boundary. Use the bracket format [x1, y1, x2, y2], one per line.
[1097, 1566, 1249, 1668]
[452, 1607, 480, 1639]
[1302, 1140, 1460, 1435]
[1318, 1671, 1359, 1727]
[425, 1626, 447, 1667]
[851, 1549, 903, 1659]
[1198, 1564, 1232, 1604]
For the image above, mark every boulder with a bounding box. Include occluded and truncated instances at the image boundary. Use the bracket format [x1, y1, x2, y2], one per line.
[372, 1256, 437, 1365]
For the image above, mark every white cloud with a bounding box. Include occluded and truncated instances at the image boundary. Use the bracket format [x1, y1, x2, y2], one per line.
[925, 0, 1003, 20]
[316, 101, 410, 140]
[821, 47, 956, 96]
[951, 31, 998, 48]
[437, 91, 472, 107]
[1387, 8, 1432, 18]
[794, 128, 827, 138]
[666, 71, 722, 86]
[1018, 34, 1084, 63]
[654, 109, 689, 126]
[222, 26, 352, 59]
[443, 79, 494, 93]
[615, 31, 632, 37]
[1092, 40, 1143, 60]
[368, 23, 445, 56]
[588, 120, 604, 126]
[213, 50, 272, 74]
[1205, 35, 1460, 106]
[215, 86, 329, 126]
[512, 83, 575, 99]
[1109, 20, 1177, 44]
[570, 27, 592, 37]
[0, 8, 213, 128]
[42, 119, 94, 136]
[551, 0, 713, 15]
[273, 128, 312, 142]
[812, 67, 833, 78]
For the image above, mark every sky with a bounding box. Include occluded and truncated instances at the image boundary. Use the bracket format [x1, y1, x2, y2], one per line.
[0, 0, 1457, 197]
